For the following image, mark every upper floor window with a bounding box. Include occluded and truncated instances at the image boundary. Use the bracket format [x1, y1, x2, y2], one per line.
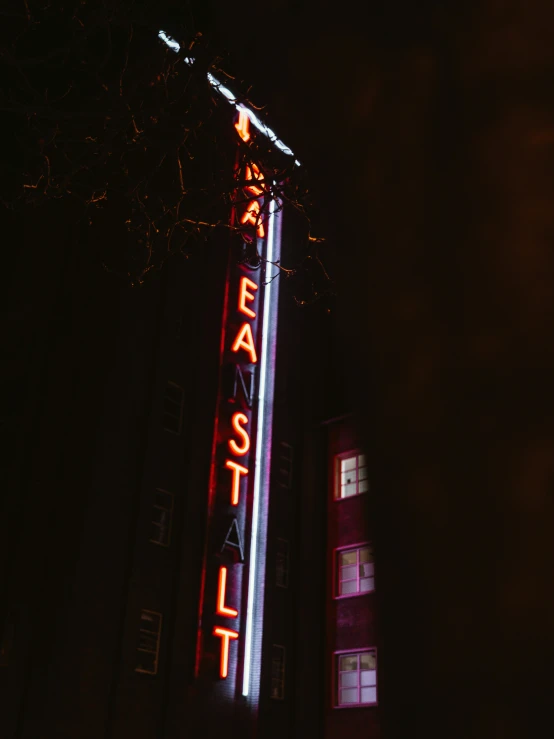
[150, 489, 174, 547]
[163, 382, 184, 434]
[337, 544, 374, 596]
[270, 644, 286, 700]
[275, 538, 290, 589]
[135, 610, 162, 675]
[336, 452, 368, 499]
[336, 650, 377, 707]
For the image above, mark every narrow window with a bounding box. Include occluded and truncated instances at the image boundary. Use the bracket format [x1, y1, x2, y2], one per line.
[270, 644, 286, 700]
[163, 382, 184, 434]
[150, 489, 174, 547]
[135, 610, 162, 675]
[275, 538, 290, 589]
[278, 442, 294, 489]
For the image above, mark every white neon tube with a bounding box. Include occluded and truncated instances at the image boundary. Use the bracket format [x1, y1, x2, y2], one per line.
[159, 30, 300, 166]
[242, 196, 278, 697]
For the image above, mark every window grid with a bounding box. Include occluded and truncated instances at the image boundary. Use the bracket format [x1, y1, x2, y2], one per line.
[270, 645, 286, 700]
[336, 650, 377, 707]
[150, 489, 174, 547]
[336, 452, 369, 499]
[163, 382, 184, 435]
[337, 544, 374, 596]
[135, 610, 162, 675]
[275, 538, 290, 589]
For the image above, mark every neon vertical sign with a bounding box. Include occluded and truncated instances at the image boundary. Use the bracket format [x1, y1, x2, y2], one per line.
[197, 109, 282, 704]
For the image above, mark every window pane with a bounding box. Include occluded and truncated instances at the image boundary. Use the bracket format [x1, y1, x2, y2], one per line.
[340, 671, 358, 688]
[358, 454, 367, 467]
[341, 457, 356, 472]
[339, 580, 358, 595]
[342, 483, 357, 498]
[341, 471, 356, 486]
[340, 565, 357, 581]
[359, 577, 374, 592]
[340, 688, 358, 704]
[361, 687, 377, 704]
[361, 669, 377, 687]
[340, 551, 357, 566]
[136, 653, 157, 673]
[360, 562, 374, 577]
[340, 655, 358, 671]
[359, 547, 373, 563]
[141, 612, 161, 631]
[138, 634, 158, 652]
[358, 465, 368, 481]
[358, 478, 369, 493]
[360, 652, 376, 670]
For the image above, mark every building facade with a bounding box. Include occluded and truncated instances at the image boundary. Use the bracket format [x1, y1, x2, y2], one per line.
[0, 41, 380, 739]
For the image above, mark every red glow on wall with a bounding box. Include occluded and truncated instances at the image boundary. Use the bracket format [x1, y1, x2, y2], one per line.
[216, 566, 239, 618]
[231, 322, 258, 364]
[213, 626, 239, 678]
[238, 276, 258, 319]
[224, 459, 249, 505]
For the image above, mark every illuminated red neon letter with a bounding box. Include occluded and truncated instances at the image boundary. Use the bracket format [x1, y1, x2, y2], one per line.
[245, 163, 265, 196]
[238, 276, 258, 319]
[231, 322, 257, 364]
[240, 200, 265, 238]
[235, 110, 250, 143]
[225, 459, 248, 505]
[228, 412, 250, 456]
[216, 566, 238, 618]
[213, 626, 239, 678]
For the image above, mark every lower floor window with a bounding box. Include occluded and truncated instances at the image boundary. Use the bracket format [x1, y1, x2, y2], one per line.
[270, 644, 286, 700]
[135, 610, 162, 675]
[336, 649, 377, 706]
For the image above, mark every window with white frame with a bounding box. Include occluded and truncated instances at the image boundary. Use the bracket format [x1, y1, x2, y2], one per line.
[135, 610, 162, 675]
[163, 382, 184, 434]
[336, 452, 369, 499]
[337, 545, 374, 596]
[270, 645, 286, 700]
[150, 489, 174, 547]
[275, 538, 290, 589]
[336, 650, 377, 706]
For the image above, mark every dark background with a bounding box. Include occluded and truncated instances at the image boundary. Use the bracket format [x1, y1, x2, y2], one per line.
[4, 1, 554, 737]
[185, 2, 554, 737]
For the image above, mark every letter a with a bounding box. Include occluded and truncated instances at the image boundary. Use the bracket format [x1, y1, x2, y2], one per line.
[231, 322, 257, 364]
[240, 200, 265, 238]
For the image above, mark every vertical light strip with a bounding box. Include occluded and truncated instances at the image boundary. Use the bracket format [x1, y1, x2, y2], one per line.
[242, 196, 281, 697]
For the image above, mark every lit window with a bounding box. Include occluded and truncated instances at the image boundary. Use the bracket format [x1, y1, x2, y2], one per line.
[135, 610, 162, 675]
[337, 545, 374, 596]
[270, 645, 286, 700]
[336, 452, 368, 499]
[336, 650, 377, 706]
[163, 382, 184, 434]
[275, 538, 290, 589]
[150, 489, 174, 547]
[278, 442, 294, 489]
